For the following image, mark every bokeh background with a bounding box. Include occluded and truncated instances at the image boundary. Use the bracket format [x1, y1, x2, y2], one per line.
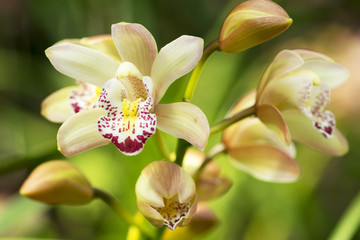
[1, 0, 360, 239]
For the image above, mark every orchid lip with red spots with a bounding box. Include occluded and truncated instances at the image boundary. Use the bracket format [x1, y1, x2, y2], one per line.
[256, 49, 349, 156]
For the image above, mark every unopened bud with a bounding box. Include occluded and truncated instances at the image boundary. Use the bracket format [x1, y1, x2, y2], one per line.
[219, 0, 292, 53]
[20, 160, 94, 205]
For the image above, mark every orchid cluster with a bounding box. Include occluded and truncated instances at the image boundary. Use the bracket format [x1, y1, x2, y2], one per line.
[20, 0, 349, 239]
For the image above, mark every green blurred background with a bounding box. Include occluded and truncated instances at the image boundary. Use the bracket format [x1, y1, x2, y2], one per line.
[1, 0, 360, 239]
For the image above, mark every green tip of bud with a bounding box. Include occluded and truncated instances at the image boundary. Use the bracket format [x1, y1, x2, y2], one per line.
[20, 160, 94, 205]
[219, 0, 292, 53]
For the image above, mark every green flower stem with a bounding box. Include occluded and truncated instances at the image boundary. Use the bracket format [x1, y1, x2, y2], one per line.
[193, 143, 226, 180]
[328, 190, 360, 240]
[210, 105, 256, 136]
[0, 149, 62, 176]
[93, 188, 155, 239]
[183, 39, 220, 102]
[154, 131, 172, 161]
[174, 139, 190, 166]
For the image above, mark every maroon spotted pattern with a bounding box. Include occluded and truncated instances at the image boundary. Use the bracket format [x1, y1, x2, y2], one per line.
[97, 79, 156, 155]
[69, 81, 99, 113]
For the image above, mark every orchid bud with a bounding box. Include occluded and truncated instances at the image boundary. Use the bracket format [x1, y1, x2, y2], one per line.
[135, 161, 197, 230]
[20, 160, 94, 205]
[162, 203, 218, 240]
[219, 0, 292, 53]
[182, 149, 231, 201]
[223, 91, 301, 182]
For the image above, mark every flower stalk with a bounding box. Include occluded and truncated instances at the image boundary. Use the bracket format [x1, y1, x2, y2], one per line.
[174, 139, 191, 166]
[154, 131, 172, 161]
[193, 143, 226, 181]
[210, 105, 256, 135]
[328, 190, 360, 240]
[93, 188, 155, 239]
[183, 40, 220, 102]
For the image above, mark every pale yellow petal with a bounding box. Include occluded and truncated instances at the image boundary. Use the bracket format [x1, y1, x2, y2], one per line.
[155, 103, 209, 150]
[229, 145, 301, 182]
[112, 23, 157, 76]
[57, 108, 110, 157]
[151, 35, 203, 103]
[41, 86, 77, 123]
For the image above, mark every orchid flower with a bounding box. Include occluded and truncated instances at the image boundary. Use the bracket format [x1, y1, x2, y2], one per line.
[223, 91, 301, 182]
[256, 49, 349, 156]
[136, 161, 197, 230]
[42, 35, 120, 123]
[45, 22, 209, 156]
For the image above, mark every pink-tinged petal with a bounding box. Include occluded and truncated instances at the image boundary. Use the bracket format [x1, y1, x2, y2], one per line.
[97, 79, 156, 156]
[45, 43, 120, 87]
[299, 60, 349, 89]
[256, 104, 291, 145]
[136, 197, 164, 228]
[69, 81, 101, 114]
[257, 49, 304, 99]
[162, 202, 218, 240]
[57, 108, 110, 157]
[41, 86, 76, 123]
[155, 103, 209, 151]
[112, 23, 157, 76]
[151, 36, 203, 103]
[228, 145, 301, 182]
[281, 109, 348, 156]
